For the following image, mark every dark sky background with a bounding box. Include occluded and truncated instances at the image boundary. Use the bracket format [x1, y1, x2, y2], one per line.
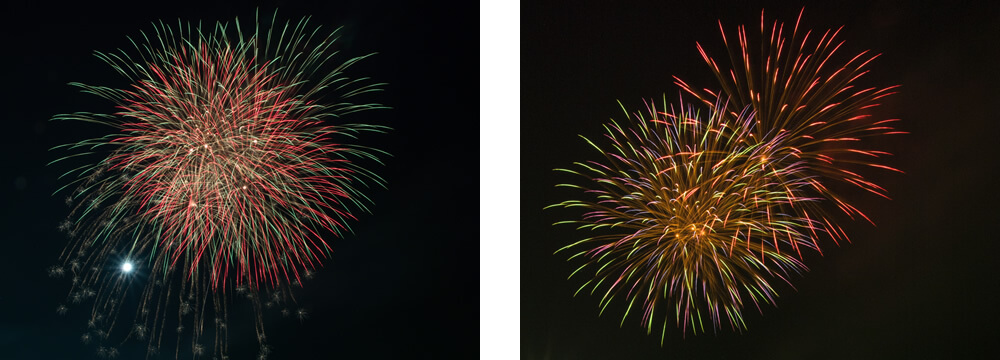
[0, 1, 477, 359]
[523, 1, 1000, 359]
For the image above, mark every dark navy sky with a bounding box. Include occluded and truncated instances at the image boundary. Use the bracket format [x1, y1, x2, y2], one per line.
[522, 1, 1000, 359]
[0, 1, 477, 359]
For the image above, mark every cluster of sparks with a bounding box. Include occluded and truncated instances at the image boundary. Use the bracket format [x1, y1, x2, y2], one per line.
[551, 10, 903, 341]
[50, 11, 386, 359]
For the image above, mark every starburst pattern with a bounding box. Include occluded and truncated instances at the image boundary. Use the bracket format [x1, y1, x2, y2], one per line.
[551, 99, 822, 338]
[674, 9, 904, 240]
[51, 11, 387, 358]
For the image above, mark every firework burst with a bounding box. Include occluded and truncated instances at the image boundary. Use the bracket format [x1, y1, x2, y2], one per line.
[673, 9, 905, 242]
[50, 11, 387, 358]
[550, 9, 902, 343]
[550, 98, 828, 339]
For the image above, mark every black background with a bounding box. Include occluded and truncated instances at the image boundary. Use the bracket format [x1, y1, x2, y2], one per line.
[523, 1, 1000, 359]
[0, 1, 477, 359]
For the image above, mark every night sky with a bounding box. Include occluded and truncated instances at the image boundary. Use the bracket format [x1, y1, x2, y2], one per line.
[0, 1, 477, 359]
[522, 1, 1000, 359]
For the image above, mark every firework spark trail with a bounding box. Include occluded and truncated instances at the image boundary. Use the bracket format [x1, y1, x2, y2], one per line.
[50, 11, 388, 358]
[673, 9, 905, 241]
[550, 98, 826, 339]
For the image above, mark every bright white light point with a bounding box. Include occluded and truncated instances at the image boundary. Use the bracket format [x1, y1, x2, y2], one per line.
[122, 262, 134, 273]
